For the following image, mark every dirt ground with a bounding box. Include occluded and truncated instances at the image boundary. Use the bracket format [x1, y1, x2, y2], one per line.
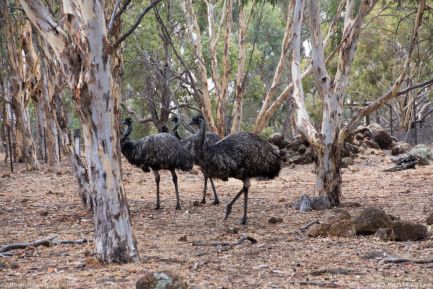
[0, 150, 432, 289]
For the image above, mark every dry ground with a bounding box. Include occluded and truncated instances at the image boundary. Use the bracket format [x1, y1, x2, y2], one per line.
[0, 151, 432, 288]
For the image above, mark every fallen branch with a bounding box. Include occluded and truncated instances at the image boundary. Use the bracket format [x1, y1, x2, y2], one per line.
[299, 220, 320, 232]
[310, 268, 362, 276]
[287, 280, 340, 288]
[192, 235, 257, 248]
[383, 257, 433, 264]
[0, 236, 89, 253]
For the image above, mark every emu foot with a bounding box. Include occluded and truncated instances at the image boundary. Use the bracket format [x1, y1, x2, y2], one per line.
[211, 199, 220, 205]
[175, 204, 182, 210]
[241, 216, 248, 225]
[224, 205, 233, 220]
[200, 198, 206, 204]
[155, 204, 161, 210]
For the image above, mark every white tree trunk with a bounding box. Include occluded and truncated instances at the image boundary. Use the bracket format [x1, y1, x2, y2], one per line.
[20, 0, 138, 263]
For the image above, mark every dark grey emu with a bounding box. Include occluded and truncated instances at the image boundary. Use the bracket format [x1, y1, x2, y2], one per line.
[120, 118, 193, 210]
[171, 117, 221, 205]
[189, 116, 281, 224]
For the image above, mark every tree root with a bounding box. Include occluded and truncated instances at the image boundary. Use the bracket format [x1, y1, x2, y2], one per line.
[0, 236, 89, 255]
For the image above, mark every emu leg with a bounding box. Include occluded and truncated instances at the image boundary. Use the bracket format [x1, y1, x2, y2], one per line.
[224, 188, 244, 221]
[242, 186, 250, 225]
[201, 176, 208, 204]
[209, 178, 220, 205]
[153, 169, 161, 210]
[170, 169, 181, 210]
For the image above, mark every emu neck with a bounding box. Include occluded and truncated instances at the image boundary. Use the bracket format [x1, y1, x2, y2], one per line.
[193, 119, 206, 156]
[121, 124, 133, 143]
[172, 122, 181, 140]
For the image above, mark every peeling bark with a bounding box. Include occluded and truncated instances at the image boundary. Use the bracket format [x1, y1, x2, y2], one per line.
[3, 7, 40, 170]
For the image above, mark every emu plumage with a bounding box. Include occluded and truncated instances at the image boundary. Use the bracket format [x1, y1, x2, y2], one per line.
[120, 118, 193, 210]
[171, 116, 221, 204]
[189, 116, 281, 224]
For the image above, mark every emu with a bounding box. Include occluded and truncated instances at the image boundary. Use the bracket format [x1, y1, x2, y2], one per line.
[189, 115, 281, 224]
[171, 116, 221, 205]
[120, 118, 193, 210]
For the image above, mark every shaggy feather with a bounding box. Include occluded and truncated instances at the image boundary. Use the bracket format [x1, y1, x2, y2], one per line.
[189, 115, 282, 224]
[121, 133, 193, 172]
[171, 117, 221, 204]
[120, 118, 193, 210]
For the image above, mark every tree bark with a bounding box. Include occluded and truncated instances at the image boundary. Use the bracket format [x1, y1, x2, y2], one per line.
[3, 7, 39, 169]
[215, 0, 233, 136]
[20, 0, 138, 263]
[291, 0, 377, 205]
[183, 0, 217, 133]
[230, 1, 249, 133]
[39, 55, 60, 172]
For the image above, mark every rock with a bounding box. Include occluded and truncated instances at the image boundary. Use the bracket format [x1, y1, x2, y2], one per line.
[178, 236, 187, 242]
[372, 130, 393, 149]
[348, 166, 360, 173]
[298, 144, 307, 154]
[363, 138, 381, 150]
[310, 196, 332, 211]
[353, 207, 393, 235]
[294, 195, 331, 212]
[268, 216, 283, 224]
[297, 195, 312, 213]
[354, 125, 370, 135]
[383, 154, 417, 172]
[408, 144, 432, 165]
[367, 123, 384, 134]
[426, 212, 433, 225]
[308, 223, 331, 238]
[363, 130, 372, 139]
[285, 135, 309, 150]
[341, 157, 354, 168]
[355, 133, 364, 140]
[328, 219, 356, 237]
[326, 208, 352, 223]
[268, 133, 288, 149]
[288, 149, 315, 165]
[377, 221, 427, 241]
[308, 218, 355, 238]
[136, 271, 187, 289]
[226, 226, 239, 234]
[391, 142, 412, 155]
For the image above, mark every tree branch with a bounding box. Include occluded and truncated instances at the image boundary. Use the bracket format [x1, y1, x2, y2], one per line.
[110, 0, 163, 53]
[108, 0, 122, 33]
[340, 0, 426, 141]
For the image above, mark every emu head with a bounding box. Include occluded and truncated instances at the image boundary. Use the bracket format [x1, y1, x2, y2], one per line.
[122, 117, 133, 126]
[121, 117, 133, 142]
[189, 115, 204, 126]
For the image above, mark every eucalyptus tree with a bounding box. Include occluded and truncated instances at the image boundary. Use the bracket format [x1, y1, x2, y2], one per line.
[19, 0, 139, 263]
